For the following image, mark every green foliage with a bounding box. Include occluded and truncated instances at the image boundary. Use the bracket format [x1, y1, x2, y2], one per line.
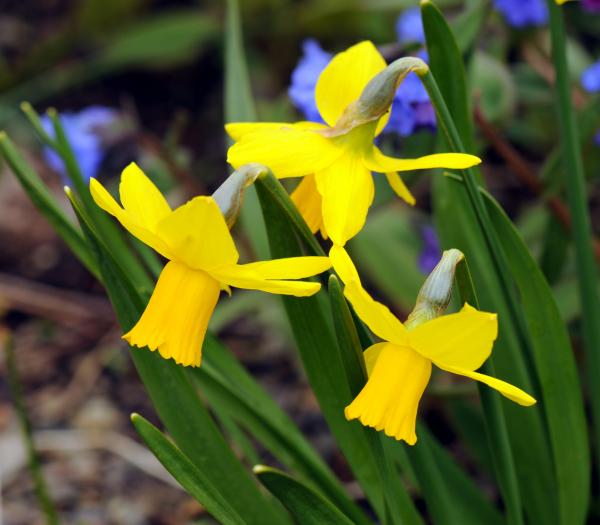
[255, 466, 356, 525]
[131, 414, 248, 525]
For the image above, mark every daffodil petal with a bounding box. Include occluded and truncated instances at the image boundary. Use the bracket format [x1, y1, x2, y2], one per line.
[227, 124, 342, 178]
[239, 257, 331, 279]
[211, 265, 321, 297]
[385, 172, 415, 206]
[90, 178, 173, 259]
[226, 121, 327, 141]
[315, 154, 374, 246]
[291, 175, 325, 235]
[156, 196, 238, 270]
[123, 261, 220, 367]
[315, 41, 387, 128]
[343, 281, 408, 345]
[119, 163, 171, 232]
[363, 341, 387, 376]
[345, 343, 431, 444]
[365, 146, 481, 173]
[443, 365, 537, 406]
[409, 303, 498, 371]
[329, 245, 360, 284]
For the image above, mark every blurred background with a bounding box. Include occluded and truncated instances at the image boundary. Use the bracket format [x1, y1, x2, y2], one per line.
[0, 0, 598, 523]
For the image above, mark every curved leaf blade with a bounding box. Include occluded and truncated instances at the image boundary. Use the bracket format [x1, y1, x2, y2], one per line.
[131, 414, 248, 525]
[254, 466, 355, 525]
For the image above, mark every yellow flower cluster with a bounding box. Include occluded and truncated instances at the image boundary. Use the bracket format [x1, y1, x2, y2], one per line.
[91, 40, 535, 444]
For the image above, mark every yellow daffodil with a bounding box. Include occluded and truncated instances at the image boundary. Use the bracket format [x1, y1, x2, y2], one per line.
[226, 41, 481, 246]
[330, 245, 536, 444]
[90, 163, 331, 367]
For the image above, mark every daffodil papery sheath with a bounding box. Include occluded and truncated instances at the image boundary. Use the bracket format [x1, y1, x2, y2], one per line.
[329, 245, 536, 444]
[226, 41, 481, 246]
[90, 163, 331, 367]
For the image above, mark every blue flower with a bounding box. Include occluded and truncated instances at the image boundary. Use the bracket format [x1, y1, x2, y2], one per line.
[395, 7, 425, 45]
[418, 225, 441, 274]
[581, 60, 600, 93]
[41, 106, 118, 183]
[288, 39, 332, 123]
[493, 0, 548, 28]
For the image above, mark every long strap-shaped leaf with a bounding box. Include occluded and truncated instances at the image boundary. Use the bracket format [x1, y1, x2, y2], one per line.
[479, 182, 589, 524]
[545, 1, 597, 519]
[330, 272, 502, 525]
[328, 276, 422, 525]
[192, 335, 372, 525]
[224, 0, 270, 259]
[256, 173, 421, 525]
[131, 414, 248, 525]
[68, 193, 287, 525]
[421, 2, 589, 523]
[255, 466, 355, 525]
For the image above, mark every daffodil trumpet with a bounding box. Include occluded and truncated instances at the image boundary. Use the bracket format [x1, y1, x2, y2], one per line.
[330, 245, 536, 444]
[227, 41, 481, 247]
[90, 163, 331, 367]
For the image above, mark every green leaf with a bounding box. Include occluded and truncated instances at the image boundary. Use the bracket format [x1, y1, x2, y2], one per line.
[454, 257, 525, 525]
[192, 336, 371, 525]
[546, 5, 600, 516]
[422, 3, 560, 523]
[0, 132, 99, 278]
[256, 173, 402, 523]
[328, 275, 422, 525]
[422, 0, 475, 151]
[254, 466, 355, 525]
[97, 10, 218, 69]
[224, 0, 270, 260]
[406, 424, 503, 525]
[69, 196, 287, 525]
[482, 186, 590, 525]
[131, 414, 248, 525]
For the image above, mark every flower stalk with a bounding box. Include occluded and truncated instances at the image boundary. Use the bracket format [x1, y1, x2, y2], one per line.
[546, 0, 600, 470]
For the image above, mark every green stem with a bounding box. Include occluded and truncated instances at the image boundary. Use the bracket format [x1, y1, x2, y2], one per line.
[420, 69, 533, 358]
[455, 261, 524, 525]
[420, 70, 525, 525]
[546, 0, 600, 469]
[4, 331, 60, 525]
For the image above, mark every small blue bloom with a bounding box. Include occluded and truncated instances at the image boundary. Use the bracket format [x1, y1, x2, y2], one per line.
[288, 39, 332, 123]
[396, 7, 425, 45]
[418, 225, 441, 274]
[41, 106, 118, 183]
[493, 0, 548, 28]
[581, 60, 600, 93]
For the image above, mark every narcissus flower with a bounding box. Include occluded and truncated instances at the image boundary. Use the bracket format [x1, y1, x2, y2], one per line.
[227, 41, 480, 247]
[330, 245, 536, 444]
[90, 163, 331, 367]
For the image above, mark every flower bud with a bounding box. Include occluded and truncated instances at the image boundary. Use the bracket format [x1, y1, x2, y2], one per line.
[212, 163, 268, 228]
[331, 56, 429, 134]
[405, 248, 464, 329]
